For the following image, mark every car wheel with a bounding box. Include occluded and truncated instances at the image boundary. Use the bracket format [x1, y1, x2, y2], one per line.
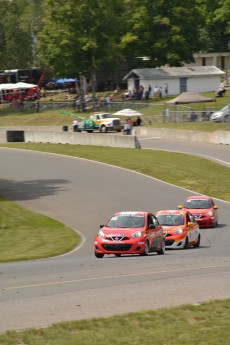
[193, 234, 201, 248]
[184, 237, 189, 249]
[115, 254, 121, 257]
[95, 252, 104, 258]
[157, 240, 165, 255]
[140, 241, 149, 256]
[212, 220, 218, 228]
[100, 125, 107, 133]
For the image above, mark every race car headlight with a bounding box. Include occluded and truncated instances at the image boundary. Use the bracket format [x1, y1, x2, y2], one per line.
[131, 231, 142, 238]
[98, 229, 105, 238]
[173, 228, 183, 235]
[206, 211, 213, 216]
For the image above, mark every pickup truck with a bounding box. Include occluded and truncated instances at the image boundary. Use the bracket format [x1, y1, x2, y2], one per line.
[89, 112, 123, 133]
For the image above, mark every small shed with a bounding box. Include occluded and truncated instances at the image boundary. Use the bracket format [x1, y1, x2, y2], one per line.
[123, 66, 225, 96]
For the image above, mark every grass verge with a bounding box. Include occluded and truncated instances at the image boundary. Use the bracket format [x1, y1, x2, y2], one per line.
[0, 299, 230, 344]
[0, 195, 80, 262]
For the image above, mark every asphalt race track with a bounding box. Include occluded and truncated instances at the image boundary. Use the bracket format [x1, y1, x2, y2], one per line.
[0, 138, 230, 333]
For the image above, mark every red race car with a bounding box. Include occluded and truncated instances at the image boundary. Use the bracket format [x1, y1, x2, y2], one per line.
[178, 195, 219, 228]
[94, 211, 165, 258]
[155, 209, 200, 249]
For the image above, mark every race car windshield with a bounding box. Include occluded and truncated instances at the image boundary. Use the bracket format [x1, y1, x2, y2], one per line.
[184, 200, 211, 209]
[157, 214, 184, 226]
[107, 215, 145, 228]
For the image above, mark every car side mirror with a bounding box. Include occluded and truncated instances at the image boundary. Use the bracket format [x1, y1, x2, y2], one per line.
[148, 224, 155, 229]
[100, 224, 104, 228]
[213, 206, 218, 209]
[178, 205, 183, 209]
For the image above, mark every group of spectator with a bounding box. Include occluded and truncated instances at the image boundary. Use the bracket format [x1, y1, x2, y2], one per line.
[122, 83, 168, 101]
[124, 116, 142, 134]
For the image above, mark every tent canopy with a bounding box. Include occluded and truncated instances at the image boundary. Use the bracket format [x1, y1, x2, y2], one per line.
[165, 92, 215, 105]
[113, 108, 143, 116]
[0, 82, 38, 91]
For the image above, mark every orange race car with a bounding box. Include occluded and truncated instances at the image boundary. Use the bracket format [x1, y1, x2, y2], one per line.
[155, 209, 200, 249]
[94, 211, 165, 258]
[178, 195, 219, 228]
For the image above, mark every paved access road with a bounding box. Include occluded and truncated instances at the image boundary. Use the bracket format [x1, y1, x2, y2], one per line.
[0, 140, 230, 333]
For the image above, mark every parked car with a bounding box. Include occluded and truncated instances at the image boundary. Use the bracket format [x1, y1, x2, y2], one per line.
[210, 104, 230, 122]
[94, 211, 165, 258]
[155, 209, 200, 249]
[178, 195, 218, 228]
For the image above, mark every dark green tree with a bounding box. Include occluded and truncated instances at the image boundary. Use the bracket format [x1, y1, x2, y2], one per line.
[120, 0, 205, 67]
[0, 0, 42, 70]
[199, 0, 230, 52]
[37, 0, 127, 79]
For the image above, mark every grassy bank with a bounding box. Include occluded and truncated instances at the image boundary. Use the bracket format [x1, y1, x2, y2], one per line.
[0, 299, 230, 344]
[0, 196, 80, 262]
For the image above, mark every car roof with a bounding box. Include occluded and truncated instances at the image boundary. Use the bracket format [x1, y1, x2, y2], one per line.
[156, 210, 185, 215]
[185, 195, 212, 200]
[114, 211, 148, 216]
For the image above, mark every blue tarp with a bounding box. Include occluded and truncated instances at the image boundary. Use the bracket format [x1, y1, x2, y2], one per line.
[56, 78, 76, 83]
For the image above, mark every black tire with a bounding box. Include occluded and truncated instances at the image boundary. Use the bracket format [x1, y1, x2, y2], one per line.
[100, 125, 107, 133]
[157, 240, 165, 255]
[95, 252, 104, 258]
[193, 234, 201, 248]
[87, 130, 94, 133]
[184, 236, 189, 249]
[115, 254, 121, 257]
[140, 241, 149, 256]
[116, 130, 122, 132]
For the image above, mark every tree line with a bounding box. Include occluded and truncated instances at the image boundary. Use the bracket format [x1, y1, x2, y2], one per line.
[0, 0, 229, 87]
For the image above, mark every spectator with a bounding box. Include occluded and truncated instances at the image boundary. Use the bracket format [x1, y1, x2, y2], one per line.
[148, 85, 152, 96]
[124, 118, 131, 135]
[72, 119, 79, 132]
[165, 83, 168, 96]
[136, 116, 142, 126]
[190, 111, 197, 121]
[35, 101, 40, 113]
[105, 94, 111, 105]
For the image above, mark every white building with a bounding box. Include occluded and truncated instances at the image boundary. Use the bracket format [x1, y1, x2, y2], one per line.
[192, 52, 230, 70]
[123, 66, 225, 96]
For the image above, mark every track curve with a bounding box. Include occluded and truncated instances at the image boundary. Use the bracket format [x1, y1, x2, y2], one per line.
[0, 140, 230, 332]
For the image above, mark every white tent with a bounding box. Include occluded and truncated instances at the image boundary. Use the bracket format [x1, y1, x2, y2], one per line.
[0, 82, 38, 102]
[0, 83, 15, 91]
[113, 108, 143, 117]
[0, 82, 38, 91]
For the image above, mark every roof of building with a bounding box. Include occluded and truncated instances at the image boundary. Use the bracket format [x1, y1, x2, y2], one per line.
[123, 66, 225, 80]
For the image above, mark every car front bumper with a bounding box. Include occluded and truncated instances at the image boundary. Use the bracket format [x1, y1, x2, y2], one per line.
[95, 237, 146, 255]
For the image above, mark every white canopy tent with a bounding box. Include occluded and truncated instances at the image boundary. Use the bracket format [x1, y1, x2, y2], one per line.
[113, 108, 143, 117]
[0, 82, 38, 91]
[0, 82, 38, 102]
